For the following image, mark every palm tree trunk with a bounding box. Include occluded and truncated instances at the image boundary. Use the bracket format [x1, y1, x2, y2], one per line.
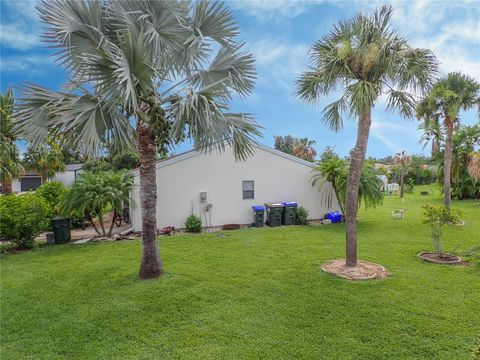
[399, 167, 404, 198]
[88, 216, 102, 236]
[98, 211, 106, 236]
[107, 212, 117, 237]
[345, 106, 372, 267]
[2, 179, 12, 194]
[333, 187, 345, 217]
[443, 116, 453, 209]
[137, 120, 163, 279]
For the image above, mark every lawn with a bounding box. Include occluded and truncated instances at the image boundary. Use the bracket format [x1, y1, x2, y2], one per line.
[1, 185, 479, 359]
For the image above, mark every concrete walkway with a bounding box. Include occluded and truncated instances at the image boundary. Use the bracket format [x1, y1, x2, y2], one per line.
[36, 213, 133, 242]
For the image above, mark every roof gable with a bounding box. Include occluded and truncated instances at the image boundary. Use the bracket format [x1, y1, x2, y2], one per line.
[131, 143, 316, 177]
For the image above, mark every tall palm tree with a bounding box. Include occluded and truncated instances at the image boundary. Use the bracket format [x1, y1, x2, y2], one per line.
[23, 144, 66, 183]
[418, 116, 442, 157]
[296, 6, 437, 267]
[0, 88, 24, 194]
[393, 150, 411, 198]
[15, 0, 260, 279]
[417, 73, 480, 208]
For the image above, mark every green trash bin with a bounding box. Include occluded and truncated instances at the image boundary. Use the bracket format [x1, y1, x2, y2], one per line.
[282, 202, 297, 225]
[52, 217, 71, 244]
[252, 206, 265, 228]
[265, 203, 283, 227]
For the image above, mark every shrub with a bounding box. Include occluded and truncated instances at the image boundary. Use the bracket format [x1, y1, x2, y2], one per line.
[0, 193, 51, 249]
[295, 206, 309, 225]
[422, 205, 462, 254]
[36, 181, 67, 214]
[185, 214, 202, 233]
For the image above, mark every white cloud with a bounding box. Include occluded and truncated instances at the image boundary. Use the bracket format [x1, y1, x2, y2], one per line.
[370, 121, 421, 153]
[0, 24, 39, 51]
[0, 55, 52, 72]
[248, 38, 309, 91]
[0, 0, 41, 50]
[230, 0, 314, 20]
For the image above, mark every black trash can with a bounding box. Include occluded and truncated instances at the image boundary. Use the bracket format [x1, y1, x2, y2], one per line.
[252, 205, 265, 228]
[282, 202, 297, 225]
[265, 203, 283, 227]
[52, 217, 71, 244]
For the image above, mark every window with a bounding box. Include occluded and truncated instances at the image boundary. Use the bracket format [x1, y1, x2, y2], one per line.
[242, 180, 254, 200]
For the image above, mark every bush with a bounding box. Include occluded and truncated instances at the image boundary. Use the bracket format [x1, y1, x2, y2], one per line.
[422, 205, 462, 254]
[0, 193, 51, 249]
[295, 206, 309, 225]
[36, 181, 67, 214]
[185, 214, 202, 233]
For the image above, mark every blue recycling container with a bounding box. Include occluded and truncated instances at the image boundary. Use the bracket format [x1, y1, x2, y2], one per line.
[252, 205, 265, 228]
[326, 211, 342, 223]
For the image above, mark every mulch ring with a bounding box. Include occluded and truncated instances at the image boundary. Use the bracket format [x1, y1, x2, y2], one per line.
[417, 252, 463, 265]
[321, 259, 390, 281]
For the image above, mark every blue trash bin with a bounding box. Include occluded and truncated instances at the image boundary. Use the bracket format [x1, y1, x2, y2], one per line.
[252, 205, 265, 228]
[325, 211, 342, 223]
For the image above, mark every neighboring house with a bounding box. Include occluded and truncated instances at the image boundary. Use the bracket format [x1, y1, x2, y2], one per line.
[10, 164, 83, 192]
[377, 175, 388, 192]
[130, 144, 340, 230]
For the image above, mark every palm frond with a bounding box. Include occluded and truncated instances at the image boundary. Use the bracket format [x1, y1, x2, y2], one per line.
[386, 90, 416, 118]
[15, 84, 135, 156]
[188, 44, 256, 99]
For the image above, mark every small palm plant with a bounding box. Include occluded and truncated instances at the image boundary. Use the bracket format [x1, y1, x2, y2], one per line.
[61, 171, 133, 237]
[312, 158, 383, 216]
[296, 5, 437, 266]
[422, 205, 462, 256]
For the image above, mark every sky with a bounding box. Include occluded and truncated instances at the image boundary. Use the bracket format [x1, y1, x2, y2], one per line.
[1, 0, 479, 158]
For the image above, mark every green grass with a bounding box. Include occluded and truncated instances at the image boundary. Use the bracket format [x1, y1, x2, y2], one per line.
[1, 186, 479, 359]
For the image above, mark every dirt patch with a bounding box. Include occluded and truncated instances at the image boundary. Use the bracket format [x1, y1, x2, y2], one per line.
[321, 259, 390, 281]
[418, 252, 462, 265]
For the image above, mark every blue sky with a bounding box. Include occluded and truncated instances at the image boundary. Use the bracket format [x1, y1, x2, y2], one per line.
[1, 0, 479, 158]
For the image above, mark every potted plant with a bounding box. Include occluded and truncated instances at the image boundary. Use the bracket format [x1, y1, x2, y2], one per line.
[419, 205, 463, 264]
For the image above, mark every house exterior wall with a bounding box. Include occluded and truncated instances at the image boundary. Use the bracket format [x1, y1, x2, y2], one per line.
[53, 170, 77, 187]
[9, 167, 80, 193]
[130, 145, 340, 231]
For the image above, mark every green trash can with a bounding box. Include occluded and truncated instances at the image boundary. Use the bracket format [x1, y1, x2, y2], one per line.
[282, 202, 297, 225]
[52, 217, 71, 244]
[265, 203, 283, 227]
[252, 206, 265, 228]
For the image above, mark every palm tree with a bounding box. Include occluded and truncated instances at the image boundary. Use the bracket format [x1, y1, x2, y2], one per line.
[417, 73, 480, 208]
[61, 171, 133, 237]
[418, 116, 442, 157]
[296, 6, 436, 267]
[23, 144, 66, 183]
[312, 158, 383, 216]
[468, 152, 480, 182]
[15, 1, 260, 279]
[0, 88, 24, 194]
[393, 150, 411, 198]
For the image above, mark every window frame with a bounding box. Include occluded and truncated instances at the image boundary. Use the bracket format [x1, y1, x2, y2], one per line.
[242, 180, 255, 200]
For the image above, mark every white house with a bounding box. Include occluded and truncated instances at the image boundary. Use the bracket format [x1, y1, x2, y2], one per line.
[130, 144, 340, 230]
[10, 164, 83, 193]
